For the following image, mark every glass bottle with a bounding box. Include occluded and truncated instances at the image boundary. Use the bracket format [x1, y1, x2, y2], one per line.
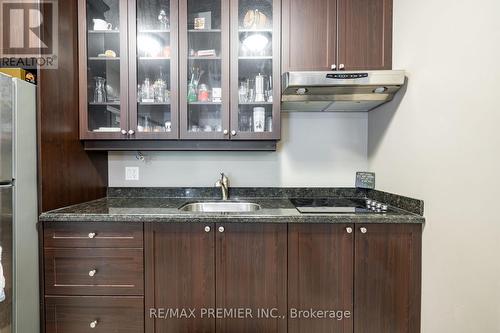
[154, 67, 168, 103]
[93, 77, 107, 103]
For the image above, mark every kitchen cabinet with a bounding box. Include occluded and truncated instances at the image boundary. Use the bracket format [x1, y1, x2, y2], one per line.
[45, 296, 144, 333]
[42, 222, 145, 333]
[229, 0, 281, 140]
[79, 0, 280, 144]
[145, 223, 287, 333]
[354, 224, 421, 333]
[144, 223, 216, 333]
[179, 0, 230, 140]
[281, 0, 337, 71]
[41, 221, 421, 333]
[216, 223, 287, 333]
[287, 223, 421, 333]
[288, 224, 354, 333]
[282, 0, 392, 72]
[79, 0, 130, 139]
[129, 0, 180, 139]
[79, 0, 178, 140]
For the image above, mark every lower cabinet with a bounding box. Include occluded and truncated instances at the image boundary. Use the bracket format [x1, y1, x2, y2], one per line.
[354, 224, 422, 333]
[145, 223, 287, 333]
[288, 224, 354, 333]
[144, 223, 216, 333]
[288, 223, 422, 333]
[43, 222, 145, 333]
[42, 222, 421, 333]
[45, 296, 144, 333]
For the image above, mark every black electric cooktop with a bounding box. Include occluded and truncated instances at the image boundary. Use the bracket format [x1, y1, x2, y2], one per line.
[290, 198, 389, 214]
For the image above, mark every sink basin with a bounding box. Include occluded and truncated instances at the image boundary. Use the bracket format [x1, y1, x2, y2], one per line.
[179, 201, 262, 213]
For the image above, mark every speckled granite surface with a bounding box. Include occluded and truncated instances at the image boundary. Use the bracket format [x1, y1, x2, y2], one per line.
[39, 188, 425, 224]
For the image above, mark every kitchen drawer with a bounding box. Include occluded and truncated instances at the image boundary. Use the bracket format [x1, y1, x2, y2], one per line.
[44, 222, 143, 248]
[45, 296, 144, 333]
[44, 248, 144, 296]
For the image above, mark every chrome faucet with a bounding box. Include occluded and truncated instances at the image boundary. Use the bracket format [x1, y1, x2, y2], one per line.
[215, 173, 229, 200]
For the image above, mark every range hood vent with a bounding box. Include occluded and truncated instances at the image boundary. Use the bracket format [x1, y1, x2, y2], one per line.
[281, 70, 405, 112]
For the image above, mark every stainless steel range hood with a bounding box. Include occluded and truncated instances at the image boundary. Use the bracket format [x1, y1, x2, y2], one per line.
[281, 70, 405, 112]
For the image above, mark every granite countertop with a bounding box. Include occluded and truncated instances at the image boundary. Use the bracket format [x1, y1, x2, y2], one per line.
[39, 188, 425, 224]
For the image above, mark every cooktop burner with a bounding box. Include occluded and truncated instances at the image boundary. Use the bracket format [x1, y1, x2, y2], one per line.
[290, 198, 390, 214]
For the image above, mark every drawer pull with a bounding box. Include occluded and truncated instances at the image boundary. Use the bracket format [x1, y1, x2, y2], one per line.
[88, 269, 97, 277]
[88, 232, 97, 239]
[90, 320, 98, 328]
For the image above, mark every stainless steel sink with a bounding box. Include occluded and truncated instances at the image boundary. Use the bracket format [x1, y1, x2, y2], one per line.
[179, 201, 262, 213]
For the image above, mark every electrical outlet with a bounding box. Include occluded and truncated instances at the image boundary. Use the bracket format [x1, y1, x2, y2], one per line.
[125, 167, 139, 181]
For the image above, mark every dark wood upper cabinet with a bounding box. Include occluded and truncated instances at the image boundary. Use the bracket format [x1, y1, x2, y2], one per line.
[354, 224, 421, 333]
[145, 223, 216, 333]
[282, 0, 337, 72]
[179, 0, 231, 140]
[216, 223, 287, 333]
[128, 0, 180, 139]
[337, 0, 392, 70]
[229, 0, 281, 140]
[79, 0, 280, 143]
[79, 0, 179, 140]
[282, 0, 392, 72]
[288, 224, 354, 333]
[79, 0, 130, 140]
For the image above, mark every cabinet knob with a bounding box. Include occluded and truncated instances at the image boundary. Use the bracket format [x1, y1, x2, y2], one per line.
[88, 232, 96, 239]
[218, 226, 225, 233]
[128, 129, 135, 135]
[360, 227, 367, 234]
[339, 64, 345, 70]
[204, 226, 211, 233]
[331, 64, 337, 70]
[89, 320, 98, 329]
[223, 129, 229, 135]
[346, 227, 353, 234]
[121, 129, 127, 135]
[88, 269, 97, 277]
[231, 130, 237, 136]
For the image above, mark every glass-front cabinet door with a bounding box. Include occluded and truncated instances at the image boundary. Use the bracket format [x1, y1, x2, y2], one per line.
[128, 0, 179, 139]
[80, 0, 129, 139]
[230, 0, 280, 140]
[179, 0, 230, 139]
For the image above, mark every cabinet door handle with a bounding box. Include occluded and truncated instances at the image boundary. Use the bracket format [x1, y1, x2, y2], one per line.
[331, 64, 337, 70]
[231, 130, 237, 136]
[360, 227, 367, 234]
[88, 269, 97, 277]
[218, 226, 225, 233]
[204, 226, 211, 233]
[88, 232, 96, 239]
[339, 64, 345, 70]
[121, 129, 127, 135]
[346, 227, 353, 234]
[223, 129, 229, 135]
[90, 320, 98, 329]
[128, 129, 135, 135]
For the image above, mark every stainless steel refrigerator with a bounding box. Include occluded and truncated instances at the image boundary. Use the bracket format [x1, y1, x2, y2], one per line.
[0, 73, 38, 333]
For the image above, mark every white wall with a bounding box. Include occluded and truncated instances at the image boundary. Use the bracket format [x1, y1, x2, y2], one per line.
[368, 0, 500, 332]
[109, 113, 368, 187]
